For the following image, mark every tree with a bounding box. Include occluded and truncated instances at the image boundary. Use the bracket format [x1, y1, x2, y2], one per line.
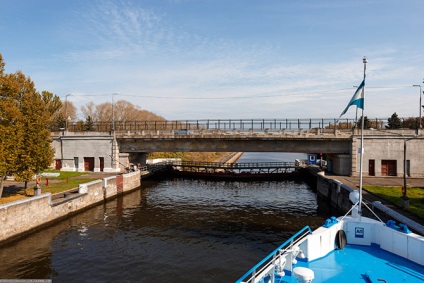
[0, 75, 24, 197]
[17, 83, 55, 193]
[80, 102, 98, 122]
[0, 54, 59, 197]
[81, 100, 165, 123]
[51, 99, 76, 130]
[402, 117, 418, 129]
[386, 112, 402, 129]
[42, 91, 62, 116]
[356, 116, 372, 129]
[84, 115, 95, 131]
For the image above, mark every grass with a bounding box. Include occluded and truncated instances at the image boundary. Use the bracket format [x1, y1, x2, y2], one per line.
[364, 185, 424, 219]
[43, 170, 91, 180]
[0, 170, 99, 204]
[35, 170, 97, 194]
[40, 178, 98, 194]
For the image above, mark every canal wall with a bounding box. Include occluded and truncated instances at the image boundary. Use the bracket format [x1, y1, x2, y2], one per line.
[315, 172, 424, 235]
[0, 171, 141, 244]
[222, 152, 244, 163]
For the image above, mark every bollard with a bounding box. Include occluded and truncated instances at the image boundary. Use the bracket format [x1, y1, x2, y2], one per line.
[46, 178, 49, 186]
[34, 184, 41, 196]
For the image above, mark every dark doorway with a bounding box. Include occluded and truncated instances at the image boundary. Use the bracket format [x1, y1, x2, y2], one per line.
[406, 160, 410, 177]
[84, 157, 95, 172]
[381, 160, 397, 176]
[74, 157, 79, 170]
[55, 159, 62, 170]
[99, 157, 104, 172]
[368, 160, 375, 176]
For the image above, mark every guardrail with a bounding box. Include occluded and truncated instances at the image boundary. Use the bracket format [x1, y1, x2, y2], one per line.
[148, 161, 307, 175]
[50, 118, 392, 132]
[173, 161, 300, 169]
[235, 226, 313, 283]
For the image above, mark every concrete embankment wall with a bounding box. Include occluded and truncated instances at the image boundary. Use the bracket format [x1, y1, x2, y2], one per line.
[223, 152, 244, 163]
[315, 172, 424, 235]
[0, 171, 141, 244]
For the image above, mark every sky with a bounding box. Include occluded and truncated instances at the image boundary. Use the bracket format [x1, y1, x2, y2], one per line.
[1, 0, 424, 120]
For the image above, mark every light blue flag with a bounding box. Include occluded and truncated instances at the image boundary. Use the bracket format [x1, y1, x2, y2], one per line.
[339, 78, 365, 118]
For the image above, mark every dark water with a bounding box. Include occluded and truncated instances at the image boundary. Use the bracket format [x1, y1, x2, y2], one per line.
[0, 153, 326, 282]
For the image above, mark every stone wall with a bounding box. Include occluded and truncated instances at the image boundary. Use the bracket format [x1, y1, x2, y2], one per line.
[0, 171, 141, 244]
[123, 171, 142, 192]
[316, 173, 354, 213]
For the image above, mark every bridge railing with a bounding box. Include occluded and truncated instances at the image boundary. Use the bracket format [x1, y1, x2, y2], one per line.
[173, 161, 298, 168]
[51, 118, 389, 132]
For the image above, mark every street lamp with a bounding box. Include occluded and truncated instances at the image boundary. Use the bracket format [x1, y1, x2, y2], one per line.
[412, 84, 422, 131]
[112, 92, 118, 131]
[65, 94, 71, 130]
[370, 128, 414, 208]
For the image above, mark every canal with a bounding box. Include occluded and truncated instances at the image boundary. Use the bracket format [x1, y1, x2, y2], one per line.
[0, 153, 328, 282]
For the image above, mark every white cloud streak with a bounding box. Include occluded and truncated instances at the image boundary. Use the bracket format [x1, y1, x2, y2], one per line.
[13, 0, 423, 120]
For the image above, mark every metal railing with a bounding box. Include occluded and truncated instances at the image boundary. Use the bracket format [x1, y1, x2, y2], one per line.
[50, 118, 393, 132]
[235, 226, 312, 283]
[172, 161, 298, 168]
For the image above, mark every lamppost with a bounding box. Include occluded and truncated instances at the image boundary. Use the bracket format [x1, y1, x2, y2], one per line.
[399, 135, 420, 209]
[370, 128, 414, 208]
[412, 84, 422, 132]
[65, 93, 71, 130]
[112, 92, 118, 131]
[111, 92, 119, 171]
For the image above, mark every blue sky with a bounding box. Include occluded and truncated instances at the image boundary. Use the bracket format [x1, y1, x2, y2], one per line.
[1, 0, 424, 120]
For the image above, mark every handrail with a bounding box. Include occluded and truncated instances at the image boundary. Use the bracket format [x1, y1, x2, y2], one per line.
[235, 226, 312, 283]
[173, 161, 297, 168]
[49, 117, 394, 132]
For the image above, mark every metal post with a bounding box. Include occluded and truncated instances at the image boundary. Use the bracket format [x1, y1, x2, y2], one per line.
[403, 137, 407, 195]
[401, 136, 410, 208]
[413, 85, 422, 133]
[64, 94, 71, 130]
[112, 93, 118, 131]
[358, 56, 368, 216]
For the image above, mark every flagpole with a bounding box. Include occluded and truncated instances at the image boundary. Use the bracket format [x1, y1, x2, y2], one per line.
[358, 56, 367, 215]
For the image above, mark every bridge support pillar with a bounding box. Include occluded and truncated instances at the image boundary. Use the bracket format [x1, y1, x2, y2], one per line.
[129, 152, 148, 166]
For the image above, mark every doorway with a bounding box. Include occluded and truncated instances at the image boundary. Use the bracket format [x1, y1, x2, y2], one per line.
[84, 157, 95, 172]
[381, 160, 397, 176]
[99, 157, 104, 172]
[55, 159, 62, 170]
[74, 157, 79, 170]
[368, 160, 375, 176]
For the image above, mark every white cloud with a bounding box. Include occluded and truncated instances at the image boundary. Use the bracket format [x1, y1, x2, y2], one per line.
[8, 0, 422, 121]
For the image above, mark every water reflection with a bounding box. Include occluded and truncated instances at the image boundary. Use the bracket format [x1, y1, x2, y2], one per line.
[0, 153, 326, 283]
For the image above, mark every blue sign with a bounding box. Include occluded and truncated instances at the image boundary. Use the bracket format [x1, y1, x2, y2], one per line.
[355, 227, 364, 238]
[307, 154, 317, 165]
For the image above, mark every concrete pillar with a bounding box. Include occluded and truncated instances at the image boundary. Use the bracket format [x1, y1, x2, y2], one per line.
[34, 184, 42, 196]
[129, 152, 148, 166]
[112, 133, 120, 171]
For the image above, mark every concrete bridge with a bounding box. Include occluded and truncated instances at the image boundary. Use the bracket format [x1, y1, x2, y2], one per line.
[51, 118, 424, 178]
[116, 130, 352, 154]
